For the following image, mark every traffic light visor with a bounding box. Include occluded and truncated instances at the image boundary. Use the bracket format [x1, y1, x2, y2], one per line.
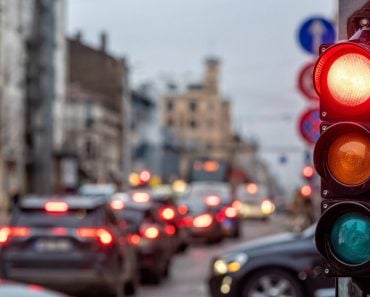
[330, 212, 370, 265]
[328, 131, 370, 186]
[314, 43, 370, 111]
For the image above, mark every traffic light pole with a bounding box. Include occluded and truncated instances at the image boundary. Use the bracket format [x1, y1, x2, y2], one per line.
[336, 2, 368, 297]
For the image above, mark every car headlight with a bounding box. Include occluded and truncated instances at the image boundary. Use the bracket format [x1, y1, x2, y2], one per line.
[213, 252, 248, 275]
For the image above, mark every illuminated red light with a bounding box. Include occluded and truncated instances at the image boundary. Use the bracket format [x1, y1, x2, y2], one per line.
[77, 228, 113, 246]
[203, 161, 219, 172]
[303, 165, 314, 178]
[193, 214, 213, 228]
[159, 207, 176, 221]
[313, 42, 370, 116]
[128, 234, 141, 245]
[301, 185, 312, 197]
[0, 226, 30, 245]
[132, 192, 150, 203]
[139, 170, 151, 183]
[165, 225, 176, 236]
[51, 227, 67, 236]
[177, 204, 188, 215]
[110, 199, 125, 210]
[247, 183, 258, 194]
[142, 226, 159, 239]
[205, 195, 221, 206]
[225, 207, 238, 218]
[45, 201, 68, 213]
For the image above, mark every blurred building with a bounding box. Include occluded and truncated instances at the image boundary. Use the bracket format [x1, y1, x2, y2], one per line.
[64, 33, 130, 187]
[162, 58, 233, 178]
[0, 0, 66, 201]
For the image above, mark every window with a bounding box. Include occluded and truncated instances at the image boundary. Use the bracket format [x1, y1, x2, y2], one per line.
[167, 100, 174, 111]
[189, 120, 197, 129]
[189, 101, 197, 112]
[167, 118, 174, 127]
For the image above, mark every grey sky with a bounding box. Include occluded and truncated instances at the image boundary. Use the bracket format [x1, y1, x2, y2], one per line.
[67, 0, 336, 196]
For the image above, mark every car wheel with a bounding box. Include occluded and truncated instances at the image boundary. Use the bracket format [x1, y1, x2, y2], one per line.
[242, 269, 304, 297]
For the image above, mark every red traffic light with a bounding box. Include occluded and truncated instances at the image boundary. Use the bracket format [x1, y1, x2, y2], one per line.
[313, 42, 370, 120]
[300, 185, 312, 197]
[302, 165, 314, 179]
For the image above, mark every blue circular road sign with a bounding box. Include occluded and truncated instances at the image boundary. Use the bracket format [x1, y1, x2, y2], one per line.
[298, 17, 336, 55]
[298, 108, 320, 146]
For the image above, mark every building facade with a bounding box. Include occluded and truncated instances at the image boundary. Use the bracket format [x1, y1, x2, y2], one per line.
[0, 0, 66, 202]
[65, 33, 130, 188]
[162, 58, 233, 177]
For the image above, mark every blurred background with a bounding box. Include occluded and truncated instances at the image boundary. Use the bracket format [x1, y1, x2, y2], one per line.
[0, 1, 339, 297]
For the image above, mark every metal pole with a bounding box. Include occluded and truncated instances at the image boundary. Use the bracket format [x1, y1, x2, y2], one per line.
[27, 0, 56, 194]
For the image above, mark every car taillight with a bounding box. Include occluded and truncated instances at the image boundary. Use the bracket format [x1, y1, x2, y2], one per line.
[77, 228, 113, 246]
[141, 226, 159, 239]
[178, 204, 188, 215]
[193, 214, 213, 228]
[225, 207, 238, 218]
[127, 234, 141, 245]
[232, 200, 242, 210]
[44, 201, 68, 213]
[132, 192, 150, 203]
[0, 226, 30, 245]
[165, 224, 176, 236]
[110, 199, 125, 210]
[205, 195, 221, 206]
[159, 207, 176, 221]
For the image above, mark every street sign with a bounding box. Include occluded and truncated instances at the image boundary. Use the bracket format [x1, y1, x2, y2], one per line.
[298, 108, 320, 145]
[298, 17, 336, 55]
[298, 62, 319, 101]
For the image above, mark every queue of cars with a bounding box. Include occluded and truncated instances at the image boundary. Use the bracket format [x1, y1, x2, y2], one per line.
[0, 181, 279, 297]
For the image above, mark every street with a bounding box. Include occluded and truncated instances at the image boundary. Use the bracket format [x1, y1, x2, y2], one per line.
[138, 215, 288, 297]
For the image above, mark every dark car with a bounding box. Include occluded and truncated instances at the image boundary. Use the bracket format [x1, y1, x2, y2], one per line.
[112, 199, 173, 284]
[208, 225, 334, 297]
[188, 182, 240, 238]
[182, 198, 223, 244]
[0, 196, 139, 297]
[150, 186, 189, 252]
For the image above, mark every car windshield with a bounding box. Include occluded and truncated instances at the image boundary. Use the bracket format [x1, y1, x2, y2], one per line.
[78, 184, 116, 198]
[236, 184, 268, 203]
[12, 208, 100, 228]
[115, 209, 145, 228]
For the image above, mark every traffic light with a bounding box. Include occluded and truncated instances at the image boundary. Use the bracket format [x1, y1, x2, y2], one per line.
[313, 27, 370, 283]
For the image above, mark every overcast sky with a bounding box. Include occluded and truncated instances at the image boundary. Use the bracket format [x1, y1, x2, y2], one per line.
[67, 0, 336, 197]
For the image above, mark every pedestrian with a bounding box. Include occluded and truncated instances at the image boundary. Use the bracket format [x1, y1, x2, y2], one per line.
[9, 187, 21, 214]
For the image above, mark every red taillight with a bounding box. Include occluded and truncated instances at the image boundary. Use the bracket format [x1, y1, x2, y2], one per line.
[28, 284, 44, 292]
[159, 207, 176, 221]
[178, 204, 188, 215]
[45, 201, 68, 213]
[165, 224, 176, 236]
[132, 192, 150, 203]
[205, 195, 221, 207]
[193, 214, 213, 228]
[51, 227, 67, 236]
[128, 234, 141, 245]
[225, 207, 238, 218]
[77, 228, 113, 246]
[0, 227, 30, 245]
[232, 200, 241, 210]
[141, 226, 159, 239]
[110, 199, 125, 210]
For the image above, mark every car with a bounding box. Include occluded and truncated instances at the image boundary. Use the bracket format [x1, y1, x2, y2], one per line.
[111, 199, 173, 284]
[0, 196, 139, 297]
[188, 182, 240, 238]
[78, 183, 117, 201]
[0, 279, 69, 297]
[150, 186, 190, 252]
[208, 224, 334, 297]
[235, 183, 275, 220]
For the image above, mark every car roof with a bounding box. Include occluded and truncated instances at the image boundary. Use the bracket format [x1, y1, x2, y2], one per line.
[19, 196, 106, 210]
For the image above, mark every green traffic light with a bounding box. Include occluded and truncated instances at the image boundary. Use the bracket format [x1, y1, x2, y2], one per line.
[330, 213, 370, 265]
